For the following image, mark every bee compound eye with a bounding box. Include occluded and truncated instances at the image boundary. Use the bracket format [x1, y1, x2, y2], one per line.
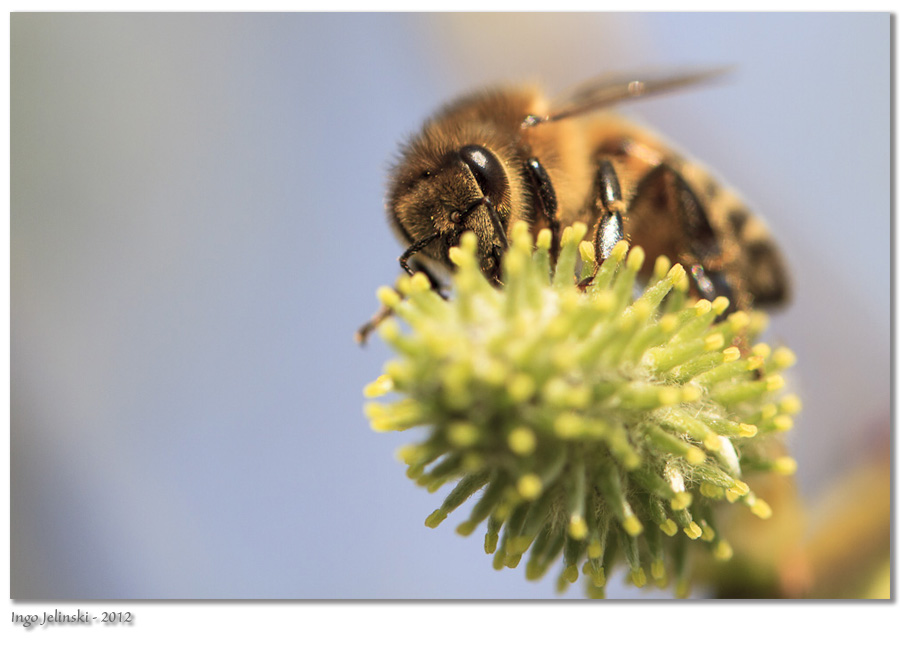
[459, 145, 509, 204]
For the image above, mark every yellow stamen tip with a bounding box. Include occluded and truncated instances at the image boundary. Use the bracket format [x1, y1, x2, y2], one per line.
[395, 445, 419, 464]
[766, 375, 786, 391]
[654, 255, 672, 278]
[703, 434, 722, 451]
[630, 568, 647, 588]
[722, 346, 741, 363]
[660, 519, 678, 537]
[363, 401, 385, 417]
[447, 422, 479, 447]
[774, 456, 798, 475]
[363, 374, 394, 398]
[684, 522, 702, 540]
[666, 263, 686, 284]
[659, 387, 680, 407]
[377, 319, 400, 343]
[686, 447, 706, 465]
[410, 271, 431, 291]
[447, 246, 465, 266]
[507, 426, 537, 455]
[425, 509, 447, 528]
[727, 310, 750, 330]
[626, 246, 645, 271]
[578, 240, 595, 263]
[780, 394, 803, 414]
[704, 333, 725, 351]
[772, 347, 797, 369]
[711, 296, 730, 315]
[569, 516, 588, 540]
[508, 373, 536, 402]
[699, 482, 724, 499]
[659, 313, 678, 333]
[376, 286, 401, 308]
[751, 498, 773, 519]
[517, 474, 543, 500]
[752, 343, 771, 359]
[714, 540, 734, 561]
[739, 423, 758, 437]
[571, 221, 588, 241]
[560, 224, 582, 246]
[511, 220, 530, 237]
[671, 492, 692, 510]
[623, 515, 643, 537]
[536, 228, 552, 250]
[694, 299, 712, 316]
[731, 480, 750, 496]
[747, 355, 765, 371]
[554, 413, 583, 438]
[771, 414, 794, 431]
[610, 239, 630, 261]
[462, 454, 485, 473]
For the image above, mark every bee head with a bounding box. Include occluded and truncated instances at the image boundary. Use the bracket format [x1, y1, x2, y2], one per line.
[390, 143, 512, 284]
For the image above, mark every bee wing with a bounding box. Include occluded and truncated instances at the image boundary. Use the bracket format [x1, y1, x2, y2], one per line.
[523, 67, 732, 127]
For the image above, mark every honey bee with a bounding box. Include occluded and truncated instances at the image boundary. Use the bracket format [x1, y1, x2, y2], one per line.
[356, 69, 789, 343]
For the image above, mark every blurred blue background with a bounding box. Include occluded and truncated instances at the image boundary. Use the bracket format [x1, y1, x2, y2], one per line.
[11, 13, 888, 599]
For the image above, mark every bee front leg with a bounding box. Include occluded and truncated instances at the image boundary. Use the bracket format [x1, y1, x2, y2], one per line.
[398, 232, 440, 276]
[355, 303, 393, 346]
[580, 160, 625, 287]
[355, 259, 447, 346]
[524, 158, 560, 262]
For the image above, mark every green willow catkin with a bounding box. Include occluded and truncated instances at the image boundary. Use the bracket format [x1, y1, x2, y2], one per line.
[365, 222, 799, 598]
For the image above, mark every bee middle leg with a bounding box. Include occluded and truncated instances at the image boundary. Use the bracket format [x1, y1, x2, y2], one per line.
[580, 159, 626, 287]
